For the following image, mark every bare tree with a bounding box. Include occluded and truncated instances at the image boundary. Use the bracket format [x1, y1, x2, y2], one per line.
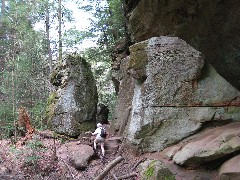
[45, 1, 53, 72]
[58, 0, 62, 63]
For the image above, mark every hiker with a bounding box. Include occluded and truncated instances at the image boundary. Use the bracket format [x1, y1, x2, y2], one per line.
[92, 123, 106, 157]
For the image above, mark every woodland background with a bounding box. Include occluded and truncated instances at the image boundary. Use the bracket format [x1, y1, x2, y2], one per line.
[0, 0, 125, 138]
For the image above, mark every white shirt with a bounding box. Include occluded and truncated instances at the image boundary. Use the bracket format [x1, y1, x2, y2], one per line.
[92, 127, 102, 138]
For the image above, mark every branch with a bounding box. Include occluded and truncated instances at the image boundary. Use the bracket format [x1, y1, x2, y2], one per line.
[110, 172, 118, 180]
[94, 156, 124, 180]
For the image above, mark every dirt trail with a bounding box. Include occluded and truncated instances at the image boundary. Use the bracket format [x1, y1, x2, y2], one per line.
[0, 132, 143, 180]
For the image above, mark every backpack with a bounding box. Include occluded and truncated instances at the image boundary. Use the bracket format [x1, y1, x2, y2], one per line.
[100, 127, 107, 138]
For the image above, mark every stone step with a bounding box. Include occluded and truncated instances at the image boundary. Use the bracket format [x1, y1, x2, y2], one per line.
[106, 136, 122, 142]
[104, 136, 122, 154]
[81, 136, 122, 155]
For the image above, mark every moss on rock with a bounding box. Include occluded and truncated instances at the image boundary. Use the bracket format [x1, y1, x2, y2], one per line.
[139, 159, 174, 180]
[45, 92, 58, 128]
[128, 41, 148, 70]
[79, 121, 95, 133]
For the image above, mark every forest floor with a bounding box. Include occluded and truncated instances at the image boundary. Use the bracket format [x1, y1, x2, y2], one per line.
[0, 130, 143, 180]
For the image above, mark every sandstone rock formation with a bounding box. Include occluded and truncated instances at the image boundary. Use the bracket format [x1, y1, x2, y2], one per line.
[110, 1, 240, 178]
[47, 54, 98, 137]
[125, 0, 240, 90]
[172, 122, 240, 166]
[114, 36, 240, 152]
[112, 56, 135, 135]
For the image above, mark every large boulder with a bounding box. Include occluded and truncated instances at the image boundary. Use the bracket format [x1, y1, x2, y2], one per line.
[172, 122, 240, 166]
[57, 142, 94, 170]
[48, 54, 98, 137]
[120, 36, 240, 152]
[126, 0, 240, 90]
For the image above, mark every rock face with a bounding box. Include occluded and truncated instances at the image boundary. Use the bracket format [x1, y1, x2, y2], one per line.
[114, 36, 240, 152]
[111, 56, 135, 135]
[49, 54, 98, 137]
[110, 1, 240, 178]
[125, 0, 240, 90]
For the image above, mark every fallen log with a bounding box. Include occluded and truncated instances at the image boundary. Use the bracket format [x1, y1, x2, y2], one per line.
[94, 156, 124, 180]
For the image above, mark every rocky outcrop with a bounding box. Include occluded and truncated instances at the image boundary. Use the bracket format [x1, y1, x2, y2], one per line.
[111, 56, 135, 135]
[152, 123, 240, 179]
[118, 36, 240, 152]
[111, 1, 240, 178]
[172, 122, 240, 166]
[47, 54, 98, 137]
[125, 0, 240, 90]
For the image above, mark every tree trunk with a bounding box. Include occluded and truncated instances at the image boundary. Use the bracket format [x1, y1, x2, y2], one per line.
[11, 64, 16, 141]
[0, 0, 5, 27]
[45, 1, 53, 73]
[58, 0, 62, 63]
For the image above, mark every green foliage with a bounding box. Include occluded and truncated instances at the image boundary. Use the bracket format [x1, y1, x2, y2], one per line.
[144, 160, 157, 179]
[26, 138, 46, 150]
[76, 0, 126, 119]
[9, 145, 23, 157]
[82, 46, 117, 118]
[24, 155, 40, 166]
[21, 136, 46, 167]
[0, 0, 50, 137]
[63, 28, 96, 48]
[79, 0, 125, 47]
[0, 0, 125, 138]
[164, 175, 175, 180]
[47, 92, 58, 105]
